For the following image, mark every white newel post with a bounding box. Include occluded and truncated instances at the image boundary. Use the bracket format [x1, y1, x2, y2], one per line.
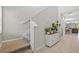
[21, 17, 37, 52]
[30, 20, 37, 52]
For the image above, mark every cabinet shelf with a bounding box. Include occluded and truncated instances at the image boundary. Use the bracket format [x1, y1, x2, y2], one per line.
[45, 33, 59, 47]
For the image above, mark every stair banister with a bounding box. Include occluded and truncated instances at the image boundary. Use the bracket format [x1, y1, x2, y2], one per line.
[22, 17, 37, 52]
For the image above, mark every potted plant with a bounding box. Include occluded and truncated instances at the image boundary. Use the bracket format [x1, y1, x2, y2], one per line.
[52, 20, 60, 33]
[50, 27, 54, 34]
[45, 27, 51, 35]
[44, 20, 60, 35]
[52, 23, 57, 33]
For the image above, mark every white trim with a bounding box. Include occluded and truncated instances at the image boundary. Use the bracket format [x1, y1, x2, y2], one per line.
[21, 19, 30, 24]
[34, 44, 45, 52]
[2, 37, 23, 43]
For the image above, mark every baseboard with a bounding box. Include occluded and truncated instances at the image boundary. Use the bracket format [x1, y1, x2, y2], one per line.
[34, 44, 45, 52]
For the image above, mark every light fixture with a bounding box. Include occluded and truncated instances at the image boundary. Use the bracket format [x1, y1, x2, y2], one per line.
[66, 22, 70, 24]
[70, 13, 72, 15]
[68, 12, 72, 15]
[65, 19, 71, 21]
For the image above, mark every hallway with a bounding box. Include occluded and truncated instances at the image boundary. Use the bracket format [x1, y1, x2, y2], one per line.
[36, 34, 79, 53]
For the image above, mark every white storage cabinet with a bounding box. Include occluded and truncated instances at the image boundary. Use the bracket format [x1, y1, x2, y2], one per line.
[45, 33, 59, 47]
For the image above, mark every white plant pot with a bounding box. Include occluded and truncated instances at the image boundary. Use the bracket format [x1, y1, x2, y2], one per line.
[47, 32, 50, 35]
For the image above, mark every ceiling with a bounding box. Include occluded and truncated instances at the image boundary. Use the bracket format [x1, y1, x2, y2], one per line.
[61, 6, 79, 23]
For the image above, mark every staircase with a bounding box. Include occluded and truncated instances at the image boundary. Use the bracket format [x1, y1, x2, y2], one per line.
[0, 6, 58, 53]
[18, 7, 58, 53]
[0, 37, 30, 53]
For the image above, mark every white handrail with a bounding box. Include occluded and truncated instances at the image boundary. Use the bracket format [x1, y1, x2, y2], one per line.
[21, 18, 30, 24]
[21, 17, 37, 26]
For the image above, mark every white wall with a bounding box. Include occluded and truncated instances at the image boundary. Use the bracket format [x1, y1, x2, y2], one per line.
[58, 7, 66, 36]
[2, 6, 47, 40]
[3, 7, 29, 38]
[0, 7, 2, 34]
